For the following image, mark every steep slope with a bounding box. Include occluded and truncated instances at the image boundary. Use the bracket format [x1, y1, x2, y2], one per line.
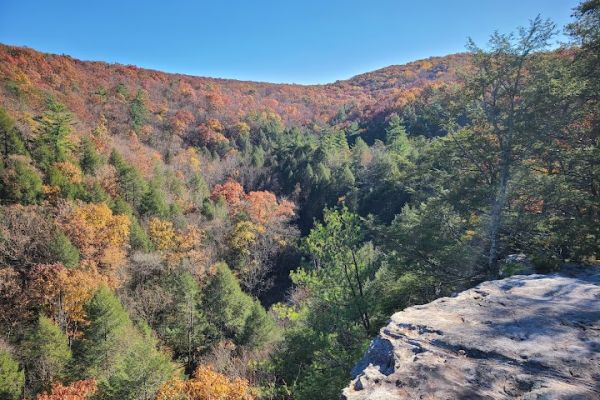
[343, 268, 600, 399]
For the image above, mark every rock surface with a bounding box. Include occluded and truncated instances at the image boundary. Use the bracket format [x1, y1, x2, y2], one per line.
[343, 268, 600, 399]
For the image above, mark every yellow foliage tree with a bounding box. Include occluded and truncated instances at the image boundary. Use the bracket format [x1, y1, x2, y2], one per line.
[59, 265, 105, 336]
[148, 217, 177, 251]
[173, 147, 202, 176]
[54, 161, 83, 184]
[228, 220, 262, 259]
[26, 263, 105, 337]
[61, 203, 130, 276]
[156, 366, 254, 400]
[148, 218, 205, 268]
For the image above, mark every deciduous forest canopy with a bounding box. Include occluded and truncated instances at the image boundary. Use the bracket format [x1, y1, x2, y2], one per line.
[0, 1, 598, 399]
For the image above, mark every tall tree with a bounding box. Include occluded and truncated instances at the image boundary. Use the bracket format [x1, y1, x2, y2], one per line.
[0, 346, 24, 400]
[79, 136, 101, 175]
[0, 156, 43, 204]
[301, 207, 375, 333]
[34, 99, 74, 170]
[129, 90, 148, 132]
[160, 272, 208, 372]
[109, 150, 147, 209]
[464, 17, 556, 275]
[74, 286, 130, 378]
[100, 323, 174, 400]
[74, 287, 173, 399]
[22, 315, 71, 396]
[202, 262, 276, 347]
[0, 108, 26, 161]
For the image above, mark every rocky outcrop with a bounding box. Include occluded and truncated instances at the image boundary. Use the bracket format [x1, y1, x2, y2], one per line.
[343, 268, 600, 399]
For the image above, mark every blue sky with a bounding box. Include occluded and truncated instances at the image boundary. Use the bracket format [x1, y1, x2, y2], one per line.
[0, 0, 580, 84]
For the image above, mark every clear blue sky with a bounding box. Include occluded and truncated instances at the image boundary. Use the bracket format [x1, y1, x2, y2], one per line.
[0, 0, 580, 84]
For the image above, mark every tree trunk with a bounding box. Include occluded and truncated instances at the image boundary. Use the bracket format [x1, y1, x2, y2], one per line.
[487, 146, 511, 277]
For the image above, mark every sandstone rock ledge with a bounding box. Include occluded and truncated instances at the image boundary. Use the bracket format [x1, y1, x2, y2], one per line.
[343, 269, 600, 400]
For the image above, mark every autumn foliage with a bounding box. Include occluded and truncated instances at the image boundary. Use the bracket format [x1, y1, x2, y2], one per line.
[148, 217, 205, 267]
[26, 263, 102, 338]
[156, 366, 254, 400]
[36, 379, 97, 400]
[211, 179, 245, 211]
[245, 191, 295, 226]
[60, 202, 130, 275]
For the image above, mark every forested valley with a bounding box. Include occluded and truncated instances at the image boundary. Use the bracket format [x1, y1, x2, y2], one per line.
[0, 1, 598, 399]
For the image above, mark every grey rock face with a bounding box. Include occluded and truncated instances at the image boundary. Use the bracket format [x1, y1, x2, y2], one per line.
[342, 269, 600, 399]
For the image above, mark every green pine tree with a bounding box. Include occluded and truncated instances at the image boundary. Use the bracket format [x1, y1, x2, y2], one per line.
[0, 348, 24, 400]
[202, 262, 253, 342]
[100, 323, 174, 400]
[49, 230, 80, 268]
[0, 108, 27, 161]
[22, 315, 71, 396]
[109, 150, 147, 209]
[240, 299, 278, 349]
[74, 286, 130, 379]
[129, 90, 148, 131]
[160, 272, 209, 371]
[139, 184, 169, 218]
[34, 98, 74, 170]
[0, 157, 43, 204]
[80, 136, 101, 175]
[129, 216, 153, 252]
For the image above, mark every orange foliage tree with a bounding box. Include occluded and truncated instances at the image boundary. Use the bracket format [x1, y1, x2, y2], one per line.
[244, 191, 294, 226]
[156, 366, 254, 400]
[170, 110, 195, 136]
[197, 118, 228, 145]
[36, 379, 97, 400]
[210, 179, 245, 212]
[26, 263, 103, 338]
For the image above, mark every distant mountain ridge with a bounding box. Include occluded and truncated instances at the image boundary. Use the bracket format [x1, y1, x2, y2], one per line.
[0, 43, 468, 135]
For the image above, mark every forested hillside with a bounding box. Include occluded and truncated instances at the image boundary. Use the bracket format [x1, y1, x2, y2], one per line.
[0, 1, 598, 399]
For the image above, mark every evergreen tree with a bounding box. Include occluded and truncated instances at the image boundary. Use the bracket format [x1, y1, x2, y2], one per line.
[111, 196, 133, 216]
[74, 287, 129, 379]
[22, 315, 71, 396]
[385, 114, 412, 158]
[74, 287, 173, 399]
[34, 98, 74, 170]
[160, 272, 208, 371]
[203, 262, 254, 341]
[0, 347, 24, 400]
[300, 207, 374, 334]
[129, 216, 153, 252]
[129, 90, 148, 131]
[80, 136, 101, 175]
[240, 300, 277, 349]
[202, 262, 275, 348]
[251, 145, 265, 168]
[140, 184, 169, 218]
[100, 324, 174, 400]
[464, 17, 556, 276]
[0, 157, 43, 204]
[48, 230, 80, 268]
[189, 173, 209, 208]
[109, 150, 147, 209]
[81, 181, 110, 203]
[0, 108, 27, 161]
[47, 164, 83, 200]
